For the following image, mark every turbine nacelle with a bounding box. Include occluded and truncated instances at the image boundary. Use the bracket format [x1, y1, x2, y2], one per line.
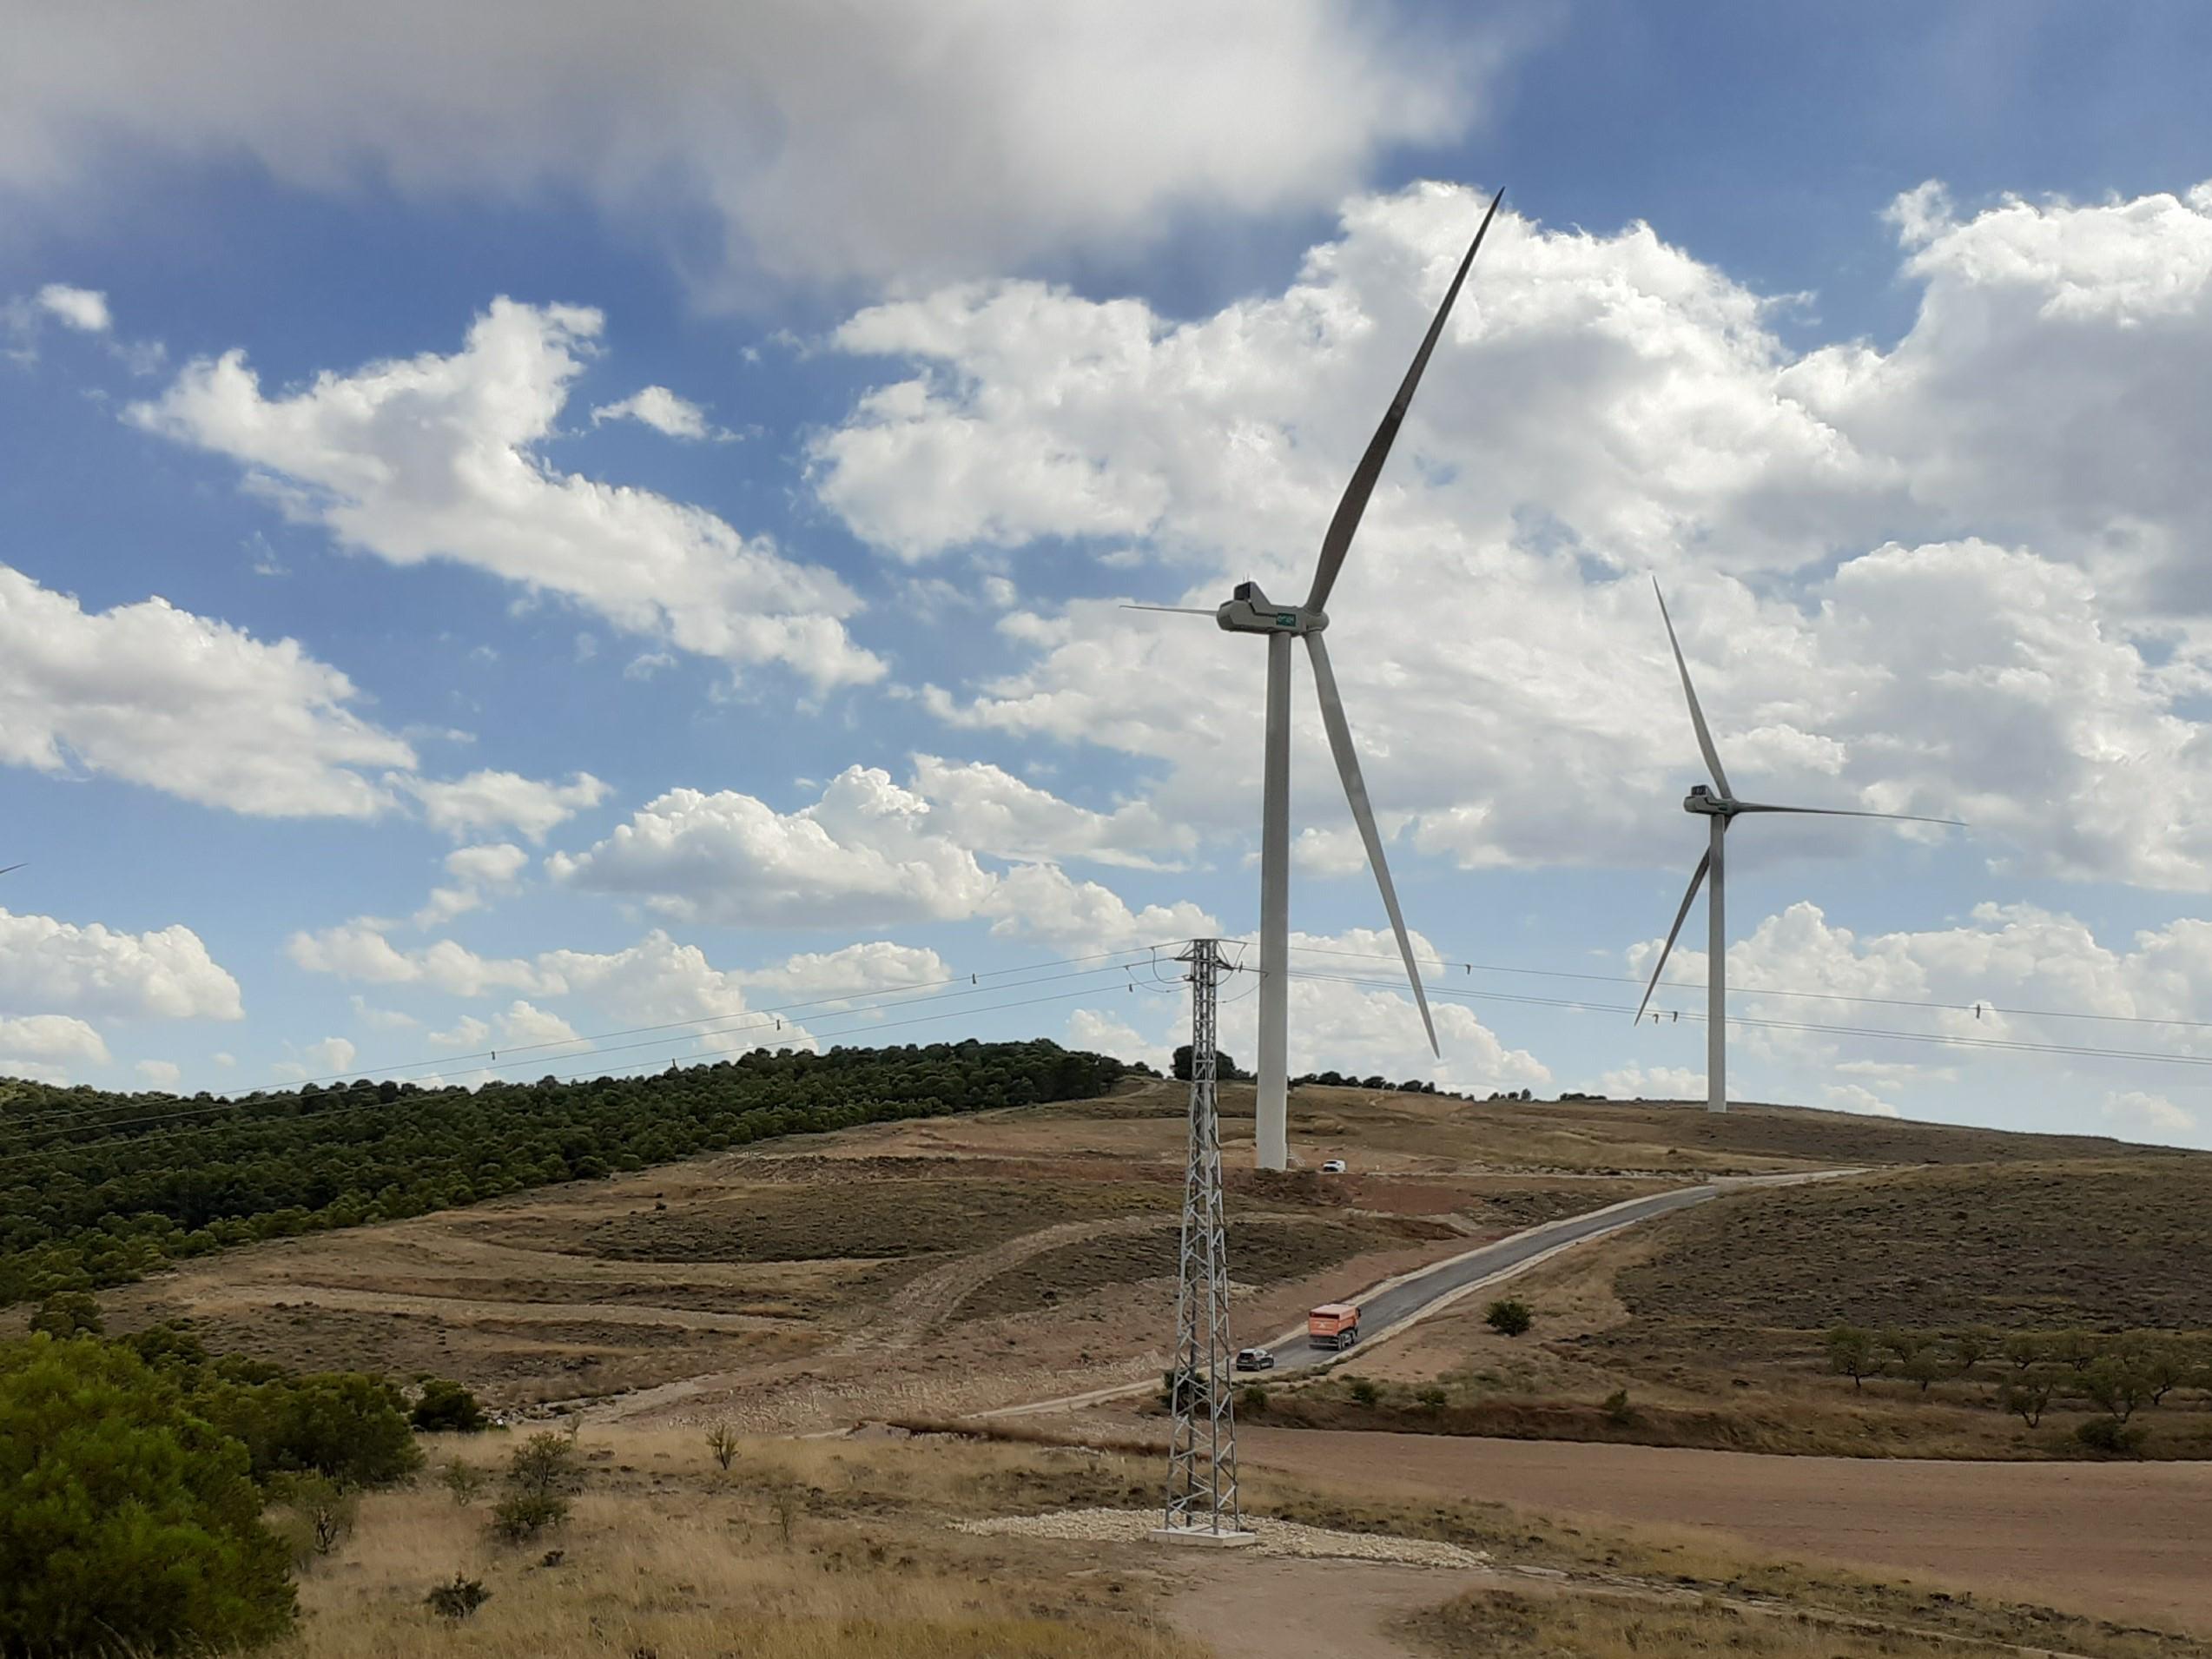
[1217, 582, 1327, 638]
[1684, 784, 1730, 816]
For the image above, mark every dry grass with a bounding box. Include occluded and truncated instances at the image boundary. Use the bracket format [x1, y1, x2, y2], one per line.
[247, 1422, 2211, 1659]
[269, 1430, 1197, 1659]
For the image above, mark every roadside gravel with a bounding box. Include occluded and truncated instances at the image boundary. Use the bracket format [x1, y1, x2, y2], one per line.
[957, 1506, 1488, 1568]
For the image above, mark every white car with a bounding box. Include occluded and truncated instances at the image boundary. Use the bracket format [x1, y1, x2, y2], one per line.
[1319, 1159, 1347, 1174]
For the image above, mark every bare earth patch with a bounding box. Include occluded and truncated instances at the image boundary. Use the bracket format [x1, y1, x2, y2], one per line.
[1238, 1426, 2212, 1636]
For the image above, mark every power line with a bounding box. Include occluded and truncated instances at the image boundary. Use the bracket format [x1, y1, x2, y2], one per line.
[1278, 965, 2212, 1074]
[1265, 939, 2212, 1035]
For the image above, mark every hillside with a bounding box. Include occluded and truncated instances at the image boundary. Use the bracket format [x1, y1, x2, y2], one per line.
[64, 1075, 2183, 1434]
[0, 1040, 1135, 1304]
[1265, 1148, 2212, 1460]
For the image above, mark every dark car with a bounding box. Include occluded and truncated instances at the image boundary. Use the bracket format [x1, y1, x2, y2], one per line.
[1233, 1347, 1276, 1371]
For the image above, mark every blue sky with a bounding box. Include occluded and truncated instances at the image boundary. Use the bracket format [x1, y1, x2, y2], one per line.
[6, 1, 2212, 1147]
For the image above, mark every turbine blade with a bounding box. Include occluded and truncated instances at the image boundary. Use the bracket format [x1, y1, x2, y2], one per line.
[1732, 801, 1966, 827]
[1653, 578, 1732, 798]
[1304, 631, 1438, 1055]
[1634, 849, 1712, 1024]
[1119, 604, 1217, 617]
[1305, 186, 1505, 614]
[0, 864, 20, 876]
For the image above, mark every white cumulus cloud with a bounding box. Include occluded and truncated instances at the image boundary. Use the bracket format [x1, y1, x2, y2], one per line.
[0, 564, 413, 818]
[36, 283, 110, 332]
[592, 386, 713, 440]
[406, 772, 608, 844]
[0, 1015, 112, 1082]
[549, 768, 998, 928]
[130, 301, 882, 690]
[0, 908, 242, 1020]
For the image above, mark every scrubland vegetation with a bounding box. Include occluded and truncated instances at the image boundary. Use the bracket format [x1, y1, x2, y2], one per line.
[0, 1040, 1132, 1302]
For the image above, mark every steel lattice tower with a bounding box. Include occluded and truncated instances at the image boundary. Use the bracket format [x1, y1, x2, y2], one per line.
[1160, 937, 1246, 1539]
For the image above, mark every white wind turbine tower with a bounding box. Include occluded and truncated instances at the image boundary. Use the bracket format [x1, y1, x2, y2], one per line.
[1132, 188, 1506, 1170]
[1636, 579, 1962, 1113]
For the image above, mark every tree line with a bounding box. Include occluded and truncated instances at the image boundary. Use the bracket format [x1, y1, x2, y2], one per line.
[1167, 1046, 1474, 1097]
[1826, 1324, 2211, 1455]
[0, 1039, 1132, 1305]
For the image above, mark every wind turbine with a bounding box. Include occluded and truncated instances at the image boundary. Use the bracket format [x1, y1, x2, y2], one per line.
[1132, 188, 1506, 1169]
[1635, 580, 1961, 1113]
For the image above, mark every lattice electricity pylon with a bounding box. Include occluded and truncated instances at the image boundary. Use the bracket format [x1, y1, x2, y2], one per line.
[1161, 937, 1244, 1537]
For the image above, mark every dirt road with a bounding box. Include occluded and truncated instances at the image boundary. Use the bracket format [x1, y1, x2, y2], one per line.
[1165, 1558, 1487, 1659]
[1242, 1428, 2212, 1634]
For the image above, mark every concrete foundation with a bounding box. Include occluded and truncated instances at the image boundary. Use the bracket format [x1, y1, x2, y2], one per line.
[1149, 1524, 1260, 1548]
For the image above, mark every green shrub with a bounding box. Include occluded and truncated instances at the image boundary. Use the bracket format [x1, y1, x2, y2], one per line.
[508, 1431, 584, 1494]
[1880, 1327, 1925, 1365]
[1237, 1384, 1269, 1416]
[122, 1323, 212, 1374]
[1826, 1325, 1877, 1390]
[27, 1291, 103, 1338]
[1484, 1299, 1533, 1338]
[2051, 1329, 2098, 1371]
[2001, 1372, 2057, 1428]
[491, 1491, 571, 1542]
[2083, 1355, 2149, 1422]
[1415, 1386, 1448, 1411]
[209, 1371, 422, 1486]
[411, 1378, 489, 1433]
[1601, 1388, 1635, 1426]
[426, 1573, 492, 1620]
[2075, 1416, 2148, 1457]
[1902, 1348, 1946, 1393]
[1348, 1378, 1381, 1407]
[2134, 1341, 2190, 1405]
[271, 1472, 358, 1565]
[0, 1334, 295, 1655]
[442, 1457, 486, 1506]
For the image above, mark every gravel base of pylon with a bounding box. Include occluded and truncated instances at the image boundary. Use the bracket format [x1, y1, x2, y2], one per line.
[956, 1508, 1488, 1568]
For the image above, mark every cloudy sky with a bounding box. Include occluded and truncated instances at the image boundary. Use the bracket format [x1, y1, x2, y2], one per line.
[7, 1, 2212, 1146]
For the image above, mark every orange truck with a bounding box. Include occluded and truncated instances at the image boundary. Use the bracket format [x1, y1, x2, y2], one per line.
[1306, 1301, 1361, 1351]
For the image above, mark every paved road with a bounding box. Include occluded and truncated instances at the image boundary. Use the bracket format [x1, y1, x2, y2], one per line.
[1251, 1183, 1720, 1375]
[977, 1170, 1848, 1419]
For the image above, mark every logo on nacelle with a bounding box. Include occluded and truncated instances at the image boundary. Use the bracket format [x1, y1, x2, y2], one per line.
[1275, 612, 1297, 628]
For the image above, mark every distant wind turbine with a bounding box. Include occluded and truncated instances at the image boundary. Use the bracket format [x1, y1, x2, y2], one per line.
[1635, 579, 1962, 1114]
[1130, 188, 1506, 1169]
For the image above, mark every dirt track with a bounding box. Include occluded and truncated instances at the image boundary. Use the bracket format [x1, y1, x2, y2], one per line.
[1243, 1428, 2212, 1634]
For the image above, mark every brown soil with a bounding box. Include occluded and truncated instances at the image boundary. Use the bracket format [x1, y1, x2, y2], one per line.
[1240, 1426, 2212, 1636]
[1167, 1558, 1488, 1659]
